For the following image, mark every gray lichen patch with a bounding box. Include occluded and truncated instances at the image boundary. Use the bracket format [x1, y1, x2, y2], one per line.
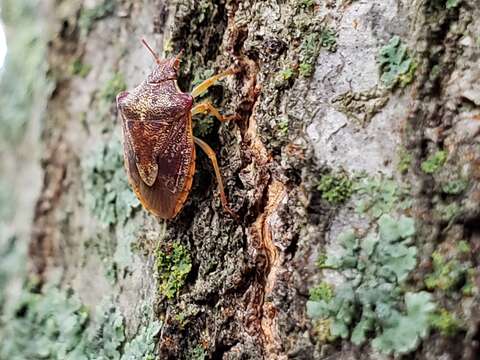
[308, 216, 434, 356]
[0, 278, 160, 360]
[331, 86, 389, 125]
[82, 136, 140, 227]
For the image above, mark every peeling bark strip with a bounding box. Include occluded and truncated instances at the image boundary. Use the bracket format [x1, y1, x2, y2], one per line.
[20, 0, 480, 359]
[257, 180, 287, 358]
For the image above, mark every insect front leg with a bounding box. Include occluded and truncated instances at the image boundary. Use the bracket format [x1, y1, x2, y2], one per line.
[193, 137, 237, 219]
[191, 102, 238, 123]
[191, 68, 238, 98]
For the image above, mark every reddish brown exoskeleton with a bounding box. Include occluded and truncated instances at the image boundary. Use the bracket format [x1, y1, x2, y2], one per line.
[116, 39, 237, 219]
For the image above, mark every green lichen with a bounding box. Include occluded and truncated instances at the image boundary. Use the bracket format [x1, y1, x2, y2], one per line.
[155, 242, 192, 299]
[299, 63, 314, 77]
[436, 202, 461, 222]
[309, 282, 333, 302]
[276, 67, 296, 87]
[172, 305, 200, 331]
[279, 0, 320, 91]
[70, 59, 92, 78]
[421, 150, 447, 174]
[307, 214, 432, 355]
[397, 148, 413, 173]
[371, 292, 436, 355]
[89, 301, 126, 359]
[79, 0, 116, 36]
[120, 319, 161, 360]
[316, 172, 353, 204]
[312, 174, 418, 357]
[355, 177, 411, 218]
[173, 311, 189, 329]
[425, 252, 471, 292]
[315, 252, 328, 269]
[446, 0, 461, 9]
[442, 178, 468, 195]
[319, 28, 337, 52]
[299, 33, 320, 77]
[188, 346, 207, 360]
[0, 283, 89, 360]
[378, 36, 416, 89]
[298, 0, 316, 8]
[457, 240, 470, 254]
[0, 280, 160, 360]
[83, 138, 140, 226]
[101, 73, 127, 103]
[281, 67, 295, 81]
[322, 215, 416, 278]
[429, 309, 462, 336]
[278, 117, 289, 136]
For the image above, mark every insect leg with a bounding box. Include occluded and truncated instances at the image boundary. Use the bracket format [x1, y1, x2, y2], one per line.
[191, 102, 237, 123]
[191, 68, 238, 98]
[193, 137, 237, 218]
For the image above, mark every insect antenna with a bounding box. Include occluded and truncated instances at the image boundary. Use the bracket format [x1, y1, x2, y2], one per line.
[141, 38, 161, 64]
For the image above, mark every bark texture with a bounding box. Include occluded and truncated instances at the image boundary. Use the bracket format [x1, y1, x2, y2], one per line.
[1, 0, 480, 359]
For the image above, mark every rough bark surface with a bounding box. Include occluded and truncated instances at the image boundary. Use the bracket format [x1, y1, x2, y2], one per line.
[1, 0, 480, 359]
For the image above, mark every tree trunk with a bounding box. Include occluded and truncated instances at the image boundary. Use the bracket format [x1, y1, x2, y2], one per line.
[1, 0, 480, 359]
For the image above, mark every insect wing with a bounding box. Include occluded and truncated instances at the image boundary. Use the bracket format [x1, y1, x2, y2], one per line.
[123, 116, 194, 218]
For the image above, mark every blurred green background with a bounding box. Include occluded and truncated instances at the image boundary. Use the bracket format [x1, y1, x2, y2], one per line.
[0, 0, 47, 343]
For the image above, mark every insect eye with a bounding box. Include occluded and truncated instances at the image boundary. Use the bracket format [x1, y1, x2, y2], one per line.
[173, 58, 180, 71]
[116, 91, 130, 107]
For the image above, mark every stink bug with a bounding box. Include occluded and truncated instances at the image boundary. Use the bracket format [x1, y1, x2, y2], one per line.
[116, 39, 237, 219]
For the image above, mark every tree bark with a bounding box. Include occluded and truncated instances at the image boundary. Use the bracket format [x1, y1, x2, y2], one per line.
[2, 0, 480, 359]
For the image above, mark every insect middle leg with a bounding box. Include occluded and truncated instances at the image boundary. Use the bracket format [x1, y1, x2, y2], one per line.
[191, 68, 238, 98]
[193, 137, 236, 218]
[191, 102, 237, 123]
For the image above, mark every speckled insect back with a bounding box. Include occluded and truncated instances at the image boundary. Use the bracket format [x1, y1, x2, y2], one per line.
[116, 39, 237, 219]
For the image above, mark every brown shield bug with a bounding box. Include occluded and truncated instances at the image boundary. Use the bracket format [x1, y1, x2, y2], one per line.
[116, 39, 237, 219]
